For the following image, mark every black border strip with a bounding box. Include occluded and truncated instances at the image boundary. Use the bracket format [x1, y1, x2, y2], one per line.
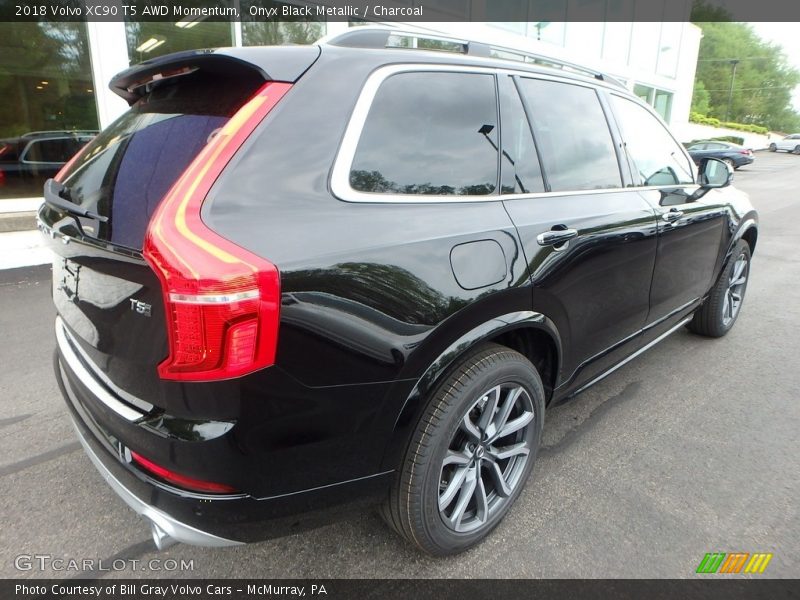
[3, 0, 800, 23]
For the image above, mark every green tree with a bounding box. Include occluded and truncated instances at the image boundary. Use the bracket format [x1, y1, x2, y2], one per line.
[691, 80, 711, 115]
[0, 22, 97, 138]
[692, 22, 800, 132]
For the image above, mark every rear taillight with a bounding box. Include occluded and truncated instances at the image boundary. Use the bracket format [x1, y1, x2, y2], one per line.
[143, 81, 292, 381]
[130, 451, 237, 494]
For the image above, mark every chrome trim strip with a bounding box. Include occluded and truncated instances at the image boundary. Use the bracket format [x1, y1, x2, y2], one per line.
[570, 316, 692, 397]
[169, 289, 259, 304]
[72, 420, 244, 548]
[55, 318, 147, 422]
[330, 64, 502, 204]
[330, 63, 697, 204]
[58, 318, 154, 413]
[641, 298, 699, 332]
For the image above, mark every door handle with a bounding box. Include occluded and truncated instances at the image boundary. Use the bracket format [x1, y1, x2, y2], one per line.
[662, 209, 684, 223]
[537, 228, 578, 247]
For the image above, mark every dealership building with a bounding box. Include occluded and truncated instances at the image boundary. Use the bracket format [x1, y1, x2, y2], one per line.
[0, 3, 701, 199]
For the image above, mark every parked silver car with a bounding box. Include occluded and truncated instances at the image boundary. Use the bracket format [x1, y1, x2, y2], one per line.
[768, 133, 800, 154]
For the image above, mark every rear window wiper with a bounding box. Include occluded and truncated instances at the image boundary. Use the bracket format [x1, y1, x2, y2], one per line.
[44, 179, 108, 223]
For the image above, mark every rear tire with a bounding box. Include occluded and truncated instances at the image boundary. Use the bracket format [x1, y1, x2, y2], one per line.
[688, 240, 751, 338]
[793, 145, 800, 155]
[381, 343, 545, 556]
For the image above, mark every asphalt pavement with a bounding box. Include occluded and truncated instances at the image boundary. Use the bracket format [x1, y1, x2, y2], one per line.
[1, 151, 798, 579]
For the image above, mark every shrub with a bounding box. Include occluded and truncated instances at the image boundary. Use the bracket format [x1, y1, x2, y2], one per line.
[689, 112, 768, 134]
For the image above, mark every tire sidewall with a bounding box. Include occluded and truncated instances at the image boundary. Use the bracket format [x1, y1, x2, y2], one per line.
[416, 352, 544, 553]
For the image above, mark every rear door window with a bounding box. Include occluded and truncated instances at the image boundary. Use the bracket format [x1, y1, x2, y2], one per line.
[57, 71, 262, 250]
[349, 71, 499, 196]
[516, 77, 622, 192]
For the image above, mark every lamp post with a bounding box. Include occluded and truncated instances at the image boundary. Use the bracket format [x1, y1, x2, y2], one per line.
[725, 59, 740, 122]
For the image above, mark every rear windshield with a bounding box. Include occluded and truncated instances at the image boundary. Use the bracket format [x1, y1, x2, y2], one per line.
[59, 71, 262, 250]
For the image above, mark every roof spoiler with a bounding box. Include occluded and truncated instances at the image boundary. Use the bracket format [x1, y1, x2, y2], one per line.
[109, 46, 320, 105]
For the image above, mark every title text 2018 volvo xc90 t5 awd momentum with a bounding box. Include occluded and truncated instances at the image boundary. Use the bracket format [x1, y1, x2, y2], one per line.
[39, 28, 758, 556]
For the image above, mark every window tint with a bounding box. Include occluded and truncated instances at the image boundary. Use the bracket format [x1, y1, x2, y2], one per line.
[499, 78, 544, 194]
[517, 78, 621, 191]
[350, 72, 498, 196]
[59, 71, 262, 249]
[610, 95, 694, 186]
[706, 142, 726, 150]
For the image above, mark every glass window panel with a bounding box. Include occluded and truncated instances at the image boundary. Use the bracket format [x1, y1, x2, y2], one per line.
[350, 72, 498, 196]
[517, 78, 621, 191]
[610, 94, 694, 186]
[58, 71, 261, 249]
[499, 79, 544, 194]
[565, 23, 603, 57]
[125, 21, 233, 62]
[241, 1, 326, 46]
[535, 21, 566, 46]
[654, 89, 673, 121]
[656, 22, 682, 79]
[633, 84, 654, 104]
[602, 22, 632, 65]
[628, 22, 661, 72]
[0, 22, 98, 198]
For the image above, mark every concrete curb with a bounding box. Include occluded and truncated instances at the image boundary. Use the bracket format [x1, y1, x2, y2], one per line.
[0, 211, 37, 233]
[0, 197, 42, 233]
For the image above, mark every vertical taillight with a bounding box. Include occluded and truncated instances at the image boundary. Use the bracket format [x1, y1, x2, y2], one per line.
[143, 81, 292, 381]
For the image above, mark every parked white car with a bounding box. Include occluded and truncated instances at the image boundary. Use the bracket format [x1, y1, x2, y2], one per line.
[769, 134, 800, 153]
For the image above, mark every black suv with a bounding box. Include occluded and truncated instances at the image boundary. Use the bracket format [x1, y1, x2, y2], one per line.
[0, 131, 95, 196]
[39, 29, 758, 556]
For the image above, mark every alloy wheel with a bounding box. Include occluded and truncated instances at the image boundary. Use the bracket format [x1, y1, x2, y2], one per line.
[722, 252, 749, 326]
[438, 383, 535, 533]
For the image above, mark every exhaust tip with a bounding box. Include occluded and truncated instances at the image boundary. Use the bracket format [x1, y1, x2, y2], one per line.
[150, 520, 178, 551]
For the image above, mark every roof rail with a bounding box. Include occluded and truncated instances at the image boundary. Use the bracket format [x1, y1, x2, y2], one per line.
[324, 26, 626, 89]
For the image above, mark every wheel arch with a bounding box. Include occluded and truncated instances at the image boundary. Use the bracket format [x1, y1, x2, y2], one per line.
[733, 218, 758, 255]
[378, 311, 561, 472]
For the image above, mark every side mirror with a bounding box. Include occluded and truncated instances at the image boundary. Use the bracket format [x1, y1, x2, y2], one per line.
[698, 157, 733, 189]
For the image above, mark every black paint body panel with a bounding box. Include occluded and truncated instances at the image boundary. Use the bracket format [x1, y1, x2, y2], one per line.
[41, 44, 759, 543]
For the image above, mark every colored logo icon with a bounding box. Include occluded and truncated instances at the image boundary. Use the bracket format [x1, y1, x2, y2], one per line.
[696, 552, 773, 574]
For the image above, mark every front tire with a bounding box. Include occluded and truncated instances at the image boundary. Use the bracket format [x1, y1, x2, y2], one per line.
[382, 344, 545, 555]
[768, 143, 777, 152]
[688, 240, 751, 337]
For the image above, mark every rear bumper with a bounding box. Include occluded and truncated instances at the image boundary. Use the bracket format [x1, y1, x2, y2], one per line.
[71, 417, 242, 548]
[53, 317, 395, 546]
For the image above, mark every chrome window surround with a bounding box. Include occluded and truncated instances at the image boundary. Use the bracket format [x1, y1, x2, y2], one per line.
[330, 63, 697, 204]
